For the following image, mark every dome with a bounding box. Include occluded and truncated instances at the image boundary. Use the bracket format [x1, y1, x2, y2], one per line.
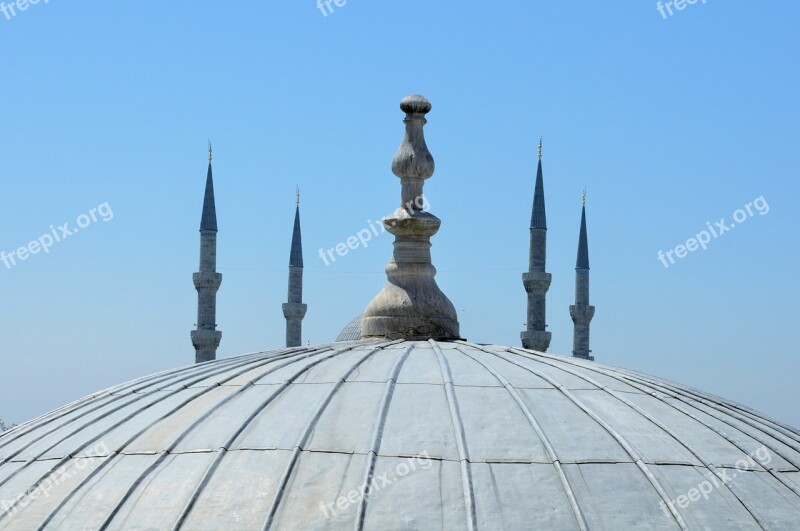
[335, 315, 363, 342]
[1, 340, 798, 530]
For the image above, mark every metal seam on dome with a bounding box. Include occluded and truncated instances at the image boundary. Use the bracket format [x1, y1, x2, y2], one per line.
[514, 346, 800, 505]
[170, 341, 400, 530]
[632, 383, 800, 471]
[585, 357, 800, 477]
[650, 377, 800, 442]
[0, 355, 235, 449]
[0, 350, 282, 455]
[10, 448, 763, 467]
[465, 343, 689, 530]
[626, 368, 800, 445]
[518, 346, 800, 447]
[624, 378, 800, 501]
[615, 373, 800, 468]
[262, 343, 394, 531]
[31, 346, 334, 530]
[508, 346, 800, 472]
[0, 347, 295, 501]
[173, 340, 410, 529]
[454, 346, 588, 531]
[505, 346, 769, 529]
[721, 401, 800, 439]
[171, 344, 371, 530]
[355, 345, 413, 531]
[91, 344, 352, 530]
[431, 340, 478, 531]
[629, 375, 800, 451]
[30, 347, 325, 530]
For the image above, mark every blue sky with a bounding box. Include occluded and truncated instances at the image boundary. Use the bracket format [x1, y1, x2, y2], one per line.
[0, 1, 798, 427]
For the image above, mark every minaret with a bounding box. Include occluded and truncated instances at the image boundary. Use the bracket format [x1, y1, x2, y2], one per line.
[570, 191, 595, 361]
[521, 138, 552, 351]
[191, 143, 222, 363]
[362, 95, 460, 340]
[282, 188, 307, 347]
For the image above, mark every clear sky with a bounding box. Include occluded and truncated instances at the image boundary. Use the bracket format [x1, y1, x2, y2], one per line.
[1, 1, 798, 427]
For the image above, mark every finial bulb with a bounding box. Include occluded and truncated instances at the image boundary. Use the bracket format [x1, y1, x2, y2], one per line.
[208, 141, 213, 163]
[538, 137, 543, 160]
[296, 186, 300, 206]
[399, 94, 432, 115]
[582, 188, 587, 207]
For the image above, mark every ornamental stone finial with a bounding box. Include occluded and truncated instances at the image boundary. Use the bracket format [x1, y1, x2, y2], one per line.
[361, 95, 460, 341]
[392, 95, 435, 210]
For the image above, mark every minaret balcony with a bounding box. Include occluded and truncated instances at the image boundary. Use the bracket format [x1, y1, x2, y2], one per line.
[282, 302, 308, 320]
[193, 272, 222, 290]
[522, 271, 552, 293]
[569, 304, 595, 322]
[191, 329, 222, 350]
[521, 330, 552, 351]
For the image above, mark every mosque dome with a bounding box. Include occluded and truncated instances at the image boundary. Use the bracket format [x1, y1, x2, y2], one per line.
[2, 95, 797, 530]
[335, 315, 363, 342]
[1, 340, 799, 529]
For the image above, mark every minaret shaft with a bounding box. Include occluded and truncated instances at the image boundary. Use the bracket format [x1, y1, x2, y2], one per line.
[191, 155, 222, 364]
[195, 233, 221, 329]
[521, 142, 552, 351]
[283, 203, 306, 347]
[570, 202, 594, 361]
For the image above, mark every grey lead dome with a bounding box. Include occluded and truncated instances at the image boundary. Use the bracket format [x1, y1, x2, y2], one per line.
[1, 340, 799, 529]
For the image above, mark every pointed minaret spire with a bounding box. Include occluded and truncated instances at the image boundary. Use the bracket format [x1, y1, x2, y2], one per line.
[521, 136, 552, 351]
[199, 147, 218, 232]
[191, 145, 222, 363]
[283, 188, 307, 347]
[289, 187, 303, 267]
[531, 138, 547, 229]
[362, 95, 459, 340]
[570, 191, 595, 361]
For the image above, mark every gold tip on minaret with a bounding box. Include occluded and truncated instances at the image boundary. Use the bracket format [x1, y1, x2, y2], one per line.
[538, 137, 543, 160]
[208, 141, 212, 163]
[582, 188, 587, 207]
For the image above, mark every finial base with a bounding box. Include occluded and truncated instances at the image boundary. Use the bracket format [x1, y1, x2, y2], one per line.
[362, 210, 459, 340]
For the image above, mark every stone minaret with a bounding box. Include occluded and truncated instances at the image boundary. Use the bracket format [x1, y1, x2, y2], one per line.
[282, 189, 307, 347]
[191, 144, 222, 363]
[521, 139, 552, 351]
[362, 95, 460, 340]
[570, 191, 595, 361]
